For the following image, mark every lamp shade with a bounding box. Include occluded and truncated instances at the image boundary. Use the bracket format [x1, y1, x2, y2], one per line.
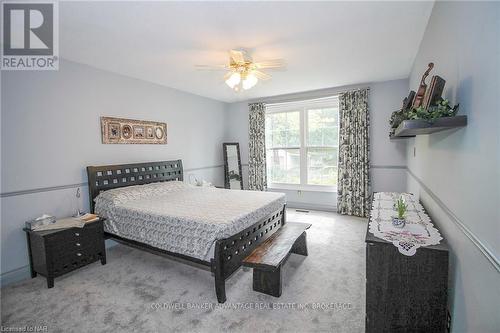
[225, 72, 241, 88]
[242, 73, 258, 90]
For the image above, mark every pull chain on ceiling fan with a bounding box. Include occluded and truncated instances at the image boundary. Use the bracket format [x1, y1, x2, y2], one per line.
[195, 49, 285, 92]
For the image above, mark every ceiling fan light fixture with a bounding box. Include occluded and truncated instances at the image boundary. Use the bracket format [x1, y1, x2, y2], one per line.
[225, 72, 241, 89]
[242, 73, 258, 90]
[197, 49, 283, 92]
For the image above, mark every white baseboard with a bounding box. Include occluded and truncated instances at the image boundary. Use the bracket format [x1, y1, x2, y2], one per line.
[286, 201, 337, 212]
[0, 265, 31, 287]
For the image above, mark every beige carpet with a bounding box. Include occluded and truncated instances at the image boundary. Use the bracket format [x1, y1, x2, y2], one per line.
[1, 210, 367, 333]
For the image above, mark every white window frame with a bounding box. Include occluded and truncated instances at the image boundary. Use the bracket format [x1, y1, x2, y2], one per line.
[266, 96, 339, 193]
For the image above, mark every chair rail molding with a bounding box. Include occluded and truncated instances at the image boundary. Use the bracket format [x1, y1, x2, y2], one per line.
[406, 167, 499, 273]
[0, 165, 224, 198]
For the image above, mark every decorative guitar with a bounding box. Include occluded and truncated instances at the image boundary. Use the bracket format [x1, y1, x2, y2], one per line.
[412, 62, 434, 108]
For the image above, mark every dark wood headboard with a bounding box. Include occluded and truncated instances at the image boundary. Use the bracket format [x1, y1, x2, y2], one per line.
[86, 159, 183, 213]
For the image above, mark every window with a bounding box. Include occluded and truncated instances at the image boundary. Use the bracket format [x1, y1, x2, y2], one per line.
[265, 96, 339, 191]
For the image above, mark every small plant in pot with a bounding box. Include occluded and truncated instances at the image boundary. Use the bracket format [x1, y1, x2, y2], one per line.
[393, 196, 407, 228]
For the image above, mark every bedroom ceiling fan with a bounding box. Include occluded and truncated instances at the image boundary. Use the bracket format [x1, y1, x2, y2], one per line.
[195, 49, 285, 92]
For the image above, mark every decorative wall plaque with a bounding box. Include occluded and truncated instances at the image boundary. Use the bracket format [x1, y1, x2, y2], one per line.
[101, 117, 167, 144]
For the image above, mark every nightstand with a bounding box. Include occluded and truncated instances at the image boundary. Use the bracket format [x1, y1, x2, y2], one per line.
[24, 218, 106, 288]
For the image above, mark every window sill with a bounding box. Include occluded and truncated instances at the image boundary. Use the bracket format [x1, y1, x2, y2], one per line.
[268, 184, 337, 193]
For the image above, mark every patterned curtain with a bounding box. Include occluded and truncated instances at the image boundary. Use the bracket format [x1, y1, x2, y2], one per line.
[248, 102, 267, 191]
[337, 88, 371, 217]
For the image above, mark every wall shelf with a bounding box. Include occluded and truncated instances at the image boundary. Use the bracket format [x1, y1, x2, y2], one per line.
[390, 115, 467, 139]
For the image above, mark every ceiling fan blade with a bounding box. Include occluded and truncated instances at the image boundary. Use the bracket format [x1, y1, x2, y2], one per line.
[254, 59, 286, 70]
[229, 50, 246, 65]
[253, 70, 272, 81]
[194, 64, 227, 71]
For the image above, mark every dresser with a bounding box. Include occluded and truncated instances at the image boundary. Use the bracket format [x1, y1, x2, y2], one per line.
[365, 196, 449, 332]
[24, 219, 106, 288]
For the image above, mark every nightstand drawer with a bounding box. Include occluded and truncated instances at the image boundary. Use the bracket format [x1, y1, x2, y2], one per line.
[47, 223, 103, 245]
[51, 241, 104, 257]
[52, 247, 105, 277]
[50, 235, 103, 252]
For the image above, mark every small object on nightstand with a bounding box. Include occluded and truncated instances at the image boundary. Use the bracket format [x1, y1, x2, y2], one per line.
[25, 214, 56, 230]
[79, 213, 100, 223]
[29, 213, 100, 231]
[24, 218, 106, 288]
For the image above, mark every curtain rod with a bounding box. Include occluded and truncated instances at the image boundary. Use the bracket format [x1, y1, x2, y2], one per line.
[249, 86, 370, 105]
[266, 95, 340, 107]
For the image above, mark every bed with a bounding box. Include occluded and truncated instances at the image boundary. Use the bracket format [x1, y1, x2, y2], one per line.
[87, 160, 286, 303]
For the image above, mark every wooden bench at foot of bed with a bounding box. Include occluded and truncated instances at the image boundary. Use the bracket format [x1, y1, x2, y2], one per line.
[242, 222, 311, 297]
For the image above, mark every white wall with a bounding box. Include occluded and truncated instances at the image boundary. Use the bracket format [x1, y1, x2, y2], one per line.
[0, 60, 228, 285]
[405, 2, 500, 332]
[226, 79, 409, 210]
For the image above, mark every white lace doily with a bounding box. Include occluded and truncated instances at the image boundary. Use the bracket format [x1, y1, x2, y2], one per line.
[369, 192, 443, 256]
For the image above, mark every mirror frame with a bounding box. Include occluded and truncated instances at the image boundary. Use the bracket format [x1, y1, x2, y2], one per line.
[223, 142, 243, 190]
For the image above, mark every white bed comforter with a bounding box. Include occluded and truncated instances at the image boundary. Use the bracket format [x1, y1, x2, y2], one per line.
[94, 181, 285, 260]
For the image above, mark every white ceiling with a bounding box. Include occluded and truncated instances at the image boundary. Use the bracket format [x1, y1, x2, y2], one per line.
[60, 1, 434, 103]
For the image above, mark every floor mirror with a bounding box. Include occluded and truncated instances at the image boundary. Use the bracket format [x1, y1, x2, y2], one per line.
[223, 142, 243, 189]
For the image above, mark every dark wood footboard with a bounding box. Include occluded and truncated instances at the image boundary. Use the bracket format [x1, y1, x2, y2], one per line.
[211, 205, 286, 303]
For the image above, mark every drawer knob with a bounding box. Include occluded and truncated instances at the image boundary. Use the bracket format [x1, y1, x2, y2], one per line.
[75, 233, 80, 236]
[76, 253, 82, 256]
[76, 243, 81, 247]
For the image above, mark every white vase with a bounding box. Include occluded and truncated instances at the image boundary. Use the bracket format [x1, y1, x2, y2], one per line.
[392, 217, 406, 228]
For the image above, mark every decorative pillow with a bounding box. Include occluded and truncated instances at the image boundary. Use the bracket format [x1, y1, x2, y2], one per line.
[95, 181, 188, 205]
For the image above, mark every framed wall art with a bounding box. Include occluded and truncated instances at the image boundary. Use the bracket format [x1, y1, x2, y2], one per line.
[101, 117, 167, 144]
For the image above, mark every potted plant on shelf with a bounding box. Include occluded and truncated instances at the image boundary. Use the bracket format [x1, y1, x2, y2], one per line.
[407, 99, 459, 122]
[393, 196, 407, 228]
